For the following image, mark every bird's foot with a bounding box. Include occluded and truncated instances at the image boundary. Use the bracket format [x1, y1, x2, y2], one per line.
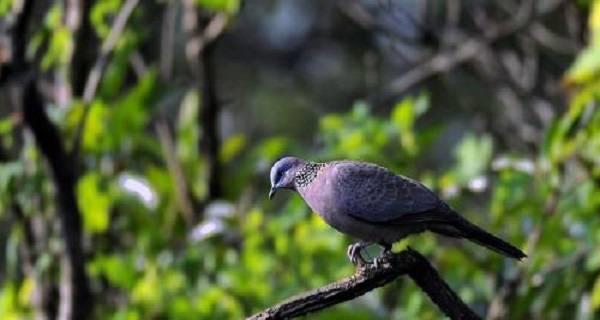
[372, 246, 393, 269]
[347, 242, 368, 266]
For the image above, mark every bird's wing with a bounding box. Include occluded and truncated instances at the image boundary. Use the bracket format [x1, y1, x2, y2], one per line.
[332, 161, 445, 224]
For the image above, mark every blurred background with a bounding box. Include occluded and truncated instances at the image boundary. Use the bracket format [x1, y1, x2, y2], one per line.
[0, 0, 599, 319]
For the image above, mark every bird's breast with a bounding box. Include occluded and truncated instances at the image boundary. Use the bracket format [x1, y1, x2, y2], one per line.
[298, 174, 336, 217]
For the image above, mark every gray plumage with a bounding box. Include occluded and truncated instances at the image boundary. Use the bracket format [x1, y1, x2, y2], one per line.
[269, 156, 526, 261]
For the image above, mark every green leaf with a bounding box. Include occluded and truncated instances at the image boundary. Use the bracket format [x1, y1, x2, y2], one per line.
[0, 117, 13, 136]
[83, 101, 108, 152]
[0, 162, 22, 193]
[0, 282, 18, 318]
[351, 101, 369, 121]
[320, 114, 344, 132]
[454, 134, 493, 183]
[0, 0, 14, 16]
[111, 309, 140, 320]
[592, 275, 600, 310]
[565, 1, 600, 84]
[18, 277, 34, 307]
[392, 98, 416, 154]
[77, 173, 111, 234]
[257, 137, 289, 161]
[41, 26, 73, 70]
[391, 94, 429, 156]
[220, 134, 246, 163]
[566, 44, 600, 84]
[131, 264, 160, 305]
[196, 0, 239, 14]
[91, 0, 122, 38]
[90, 255, 136, 289]
[106, 70, 156, 150]
[392, 98, 415, 132]
[177, 90, 200, 162]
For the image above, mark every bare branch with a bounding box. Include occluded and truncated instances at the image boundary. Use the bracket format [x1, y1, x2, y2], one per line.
[182, 8, 230, 206]
[129, 49, 148, 79]
[81, 0, 139, 102]
[529, 23, 580, 54]
[155, 120, 196, 225]
[160, 2, 177, 81]
[386, 0, 567, 96]
[0, 0, 35, 83]
[248, 248, 480, 320]
[70, 0, 97, 97]
[198, 32, 223, 202]
[11, 201, 55, 320]
[22, 80, 92, 320]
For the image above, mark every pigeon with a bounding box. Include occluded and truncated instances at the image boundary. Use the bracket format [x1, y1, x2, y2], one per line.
[269, 156, 526, 265]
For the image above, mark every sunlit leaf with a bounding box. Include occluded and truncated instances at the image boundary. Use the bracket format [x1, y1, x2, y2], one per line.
[17, 277, 34, 307]
[90, 255, 136, 289]
[454, 134, 493, 183]
[258, 137, 289, 161]
[592, 276, 600, 310]
[83, 101, 108, 152]
[196, 0, 239, 14]
[320, 114, 344, 132]
[91, 0, 123, 38]
[565, 0, 600, 85]
[77, 173, 111, 234]
[0, 0, 14, 16]
[131, 264, 160, 305]
[220, 133, 246, 163]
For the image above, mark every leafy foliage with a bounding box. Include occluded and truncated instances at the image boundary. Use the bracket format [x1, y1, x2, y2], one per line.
[1, 0, 600, 319]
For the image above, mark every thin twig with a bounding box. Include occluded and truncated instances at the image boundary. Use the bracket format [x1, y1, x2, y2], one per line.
[248, 248, 480, 320]
[160, 1, 177, 81]
[386, 0, 566, 96]
[184, 11, 229, 207]
[81, 0, 139, 102]
[11, 200, 55, 320]
[155, 120, 196, 225]
[70, 0, 140, 158]
[529, 23, 580, 54]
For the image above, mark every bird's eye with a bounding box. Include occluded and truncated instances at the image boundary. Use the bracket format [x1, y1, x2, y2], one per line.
[275, 170, 284, 184]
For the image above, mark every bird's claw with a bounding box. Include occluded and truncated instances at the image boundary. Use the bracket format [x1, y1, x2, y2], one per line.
[372, 248, 393, 269]
[373, 257, 382, 269]
[347, 242, 367, 266]
[348, 242, 393, 268]
[372, 255, 387, 269]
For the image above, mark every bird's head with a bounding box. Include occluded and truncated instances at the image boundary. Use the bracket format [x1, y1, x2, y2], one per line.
[269, 156, 305, 199]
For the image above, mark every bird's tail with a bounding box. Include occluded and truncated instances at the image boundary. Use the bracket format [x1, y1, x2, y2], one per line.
[430, 213, 527, 260]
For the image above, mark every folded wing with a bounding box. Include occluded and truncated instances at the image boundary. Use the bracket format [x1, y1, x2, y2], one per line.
[332, 161, 448, 224]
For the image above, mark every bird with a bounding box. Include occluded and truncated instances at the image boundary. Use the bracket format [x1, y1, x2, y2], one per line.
[268, 156, 526, 265]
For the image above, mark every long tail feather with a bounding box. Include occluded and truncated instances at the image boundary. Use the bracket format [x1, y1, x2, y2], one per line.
[449, 216, 526, 260]
[426, 211, 527, 260]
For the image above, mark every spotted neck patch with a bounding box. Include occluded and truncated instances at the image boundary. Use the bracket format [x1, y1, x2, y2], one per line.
[294, 162, 325, 188]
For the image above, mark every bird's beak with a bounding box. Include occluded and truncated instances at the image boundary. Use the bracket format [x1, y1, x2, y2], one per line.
[269, 187, 277, 200]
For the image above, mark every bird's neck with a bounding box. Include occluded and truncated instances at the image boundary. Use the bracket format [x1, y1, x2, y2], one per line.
[294, 162, 325, 189]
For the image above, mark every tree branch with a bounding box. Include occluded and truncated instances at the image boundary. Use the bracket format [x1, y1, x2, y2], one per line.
[70, 0, 98, 97]
[156, 120, 196, 225]
[0, 0, 35, 84]
[199, 35, 222, 202]
[385, 0, 567, 96]
[22, 80, 92, 320]
[248, 248, 480, 320]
